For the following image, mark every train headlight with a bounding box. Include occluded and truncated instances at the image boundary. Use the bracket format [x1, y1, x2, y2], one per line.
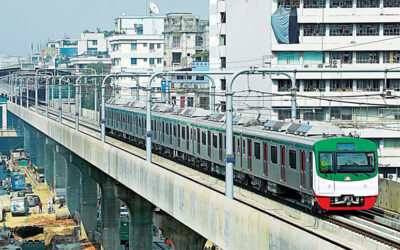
[344, 176, 351, 181]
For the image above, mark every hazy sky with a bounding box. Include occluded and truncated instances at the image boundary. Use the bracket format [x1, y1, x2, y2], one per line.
[0, 0, 209, 57]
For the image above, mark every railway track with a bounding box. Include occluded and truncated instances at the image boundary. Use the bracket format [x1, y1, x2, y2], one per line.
[14, 100, 400, 249]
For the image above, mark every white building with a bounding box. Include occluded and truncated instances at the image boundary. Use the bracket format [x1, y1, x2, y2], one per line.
[209, 0, 400, 178]
[78, 32, 109, 56]
[108, 15, 165, 99]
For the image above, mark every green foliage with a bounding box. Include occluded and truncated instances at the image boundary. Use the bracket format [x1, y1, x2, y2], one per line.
[83, 63, 110, 75]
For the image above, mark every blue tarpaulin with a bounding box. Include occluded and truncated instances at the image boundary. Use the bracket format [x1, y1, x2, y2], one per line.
[271, 6, 290, 43]
[271, 6, 299, 44]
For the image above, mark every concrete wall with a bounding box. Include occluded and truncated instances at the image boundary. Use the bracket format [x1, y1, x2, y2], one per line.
[8, 102, 344, 250]
[376, 178, 400, 213]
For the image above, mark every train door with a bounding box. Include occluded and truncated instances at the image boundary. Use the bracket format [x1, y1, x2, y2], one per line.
[263, 142, 268, 177]
[300, 150, 306, 189]
[208, 131, 211, 158]
[187, 126, 190, 152]
[241, 138, 248, 171]
[197, 128, 201, 155]
[309, 152, 313, 190]
[219, 133, 223, 163]
[248, 139, 252, 171]
[170, 123, 173, 145]
[177, 124, 181, 148]
[281, 145, 286, 182]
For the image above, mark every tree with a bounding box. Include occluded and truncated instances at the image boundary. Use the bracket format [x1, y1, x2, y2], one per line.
[83, 63, 110, 75]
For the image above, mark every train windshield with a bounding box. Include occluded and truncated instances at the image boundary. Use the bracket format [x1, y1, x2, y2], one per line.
[336, 152, 375, 173]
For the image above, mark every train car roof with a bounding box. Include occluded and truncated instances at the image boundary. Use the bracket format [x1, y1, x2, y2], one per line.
[106, 103, 347, 148]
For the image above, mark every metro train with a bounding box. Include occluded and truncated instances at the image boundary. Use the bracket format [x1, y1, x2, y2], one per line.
[104, 100, 378, 211]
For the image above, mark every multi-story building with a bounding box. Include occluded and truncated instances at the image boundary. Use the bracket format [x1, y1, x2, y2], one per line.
[163, 13, 209, 70]
[210, 0, 400, 179]
[163, 13, 210, 109]
[108, 15, 165, 99]
[78, 32, 109, 57]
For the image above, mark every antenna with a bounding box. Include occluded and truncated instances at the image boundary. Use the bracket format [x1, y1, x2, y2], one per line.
[149, 2, 160, 16]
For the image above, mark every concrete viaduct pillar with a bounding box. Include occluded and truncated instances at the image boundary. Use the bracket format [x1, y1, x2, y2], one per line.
[116, 184, 155, 250]
[1, 103, 7, 130]
[32, 131, 45, 167]
[71, 156, 98, 242]
[89, 167, 120, 250]
[154, 212, 207, 250]
[54, 145, 67, 196]
[65, 154, 81, 219]
[44, 138, 56, 190]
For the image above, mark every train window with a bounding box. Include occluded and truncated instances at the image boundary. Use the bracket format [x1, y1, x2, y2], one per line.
[213, 134, 218, 148]
[138, 118, 142, 128]
[182, 127, 186, 139]
[166, 123, 169, 135]
[202, 132, 206, 145]
[173, 125, 177, 137]
[289, 150, 297, 169]
[242, 140, 246, 155]
[319, 152, 333, 173]
[254, 142, 261, 160]
[271, 145, 278, 164]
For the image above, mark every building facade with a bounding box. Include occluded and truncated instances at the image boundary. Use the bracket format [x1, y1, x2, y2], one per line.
[209, 0, 400, 179]
[78, 32, 109, 57]
[108, 15, 165, 99]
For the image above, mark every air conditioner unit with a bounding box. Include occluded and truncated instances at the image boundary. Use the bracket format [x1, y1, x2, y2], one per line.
[388, 174, 396, 181]
[318, 64, 323, 68]
[304, 64, 309, 68]
[378, 173, 384, 179]
[385, 90, 395, 98]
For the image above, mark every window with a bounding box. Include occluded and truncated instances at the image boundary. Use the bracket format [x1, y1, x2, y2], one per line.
[255, 142, 261, 160]
[330, 51, 353, 64]
[357, 79, 380, 91]
[331, 108, 352, 120]
[304, 0, 326, 8]
[277, 52, 300, 64]
[182, 127, 186, 139]
[357, 0, 379, 7]
[196, 36, 204, 46]
[303, 24, 326, 36]
[330, 24, 353, 36]
[157, 58, 162, 64]
[187, 97, 194, 107]
[330, 0, 353, 8]
[277, 79, 300, 92]
[271, 146, 278, 164]
[330, 108, 341, 120]
[131, 43, 137, 51]
[383, 51, 400, 63]
[221, 101, 226, 112]
[278, 0, 300, 7]
[304, 80, 326, 92]
[150, 58, 155, 65]
[172, 52, 181, 63]
[219, 35, 226, 46]
[220, 12, 226, 23]
[289, 150, 297, 169]
[157, 43, 161, 49]
[91, 40, 98, 45]
[221, 57, 226, 68]
[303, 51, 324, 64]
[356, 23, 380, 36]
[143, 58, 147, 62]
[173, 36, 181, 48]
[384, 23, 400, 36]
[143, 43, 147, 47]
[173, 125, 177, 137]
[131, 58, 137, 65]
[221, 79, 226, 91]
[202, 132, 206, 145]
[384, 138, 400, 148]
[319, 152, 333, 173]
[356, 51, 379, 63]
[196, 75, 205, 81]
[150, 43, 155, 50]
[213, 134, 218, 148]
[387, 79, 400, 90]
[303, 110, 324, 121]
[330, 79, 353, 91]
[384, 0, 400, 7]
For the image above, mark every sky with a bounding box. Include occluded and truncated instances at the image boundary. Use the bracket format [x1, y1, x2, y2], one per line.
[0, 0, 209, 57]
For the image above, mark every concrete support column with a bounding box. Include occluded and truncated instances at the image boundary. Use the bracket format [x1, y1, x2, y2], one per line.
[66, 155, 81, 218]
[89, 167, 120, 249]
[154, 212, 207, 250]
[35, 134, 45, 167]
[116, 185, 155, 250]
[23, 125, 30, 155]
[1, 104, 6, 130]
[54, 145, 67, 193]
[71, 156, 98, 241]
[44, 138, 56, 190]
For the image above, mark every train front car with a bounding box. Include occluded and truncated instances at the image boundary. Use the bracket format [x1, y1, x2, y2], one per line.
[313, 137, 378, 211]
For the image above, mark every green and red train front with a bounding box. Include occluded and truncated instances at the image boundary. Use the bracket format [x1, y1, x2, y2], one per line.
[313, 138, 378, 211]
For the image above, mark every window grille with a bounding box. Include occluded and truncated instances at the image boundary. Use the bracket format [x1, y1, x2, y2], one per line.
[330, 51, 353, 64]
[304, 0, 326, 8]
[357, 79, 380, 91]
[303, 24, 326, 36]
[356, 23, 380, 36]
[357, 0, 379, 7]
[330, 79, 353, 91]
[384, 23, 400, 36]
[304, 80, 326, 92]
[330, 24, 353, 36]
[330, 0, 353, 8]
[278, 0, 300, 7]
[383, 0, 400, 7]
[356, 51, 379, 63]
